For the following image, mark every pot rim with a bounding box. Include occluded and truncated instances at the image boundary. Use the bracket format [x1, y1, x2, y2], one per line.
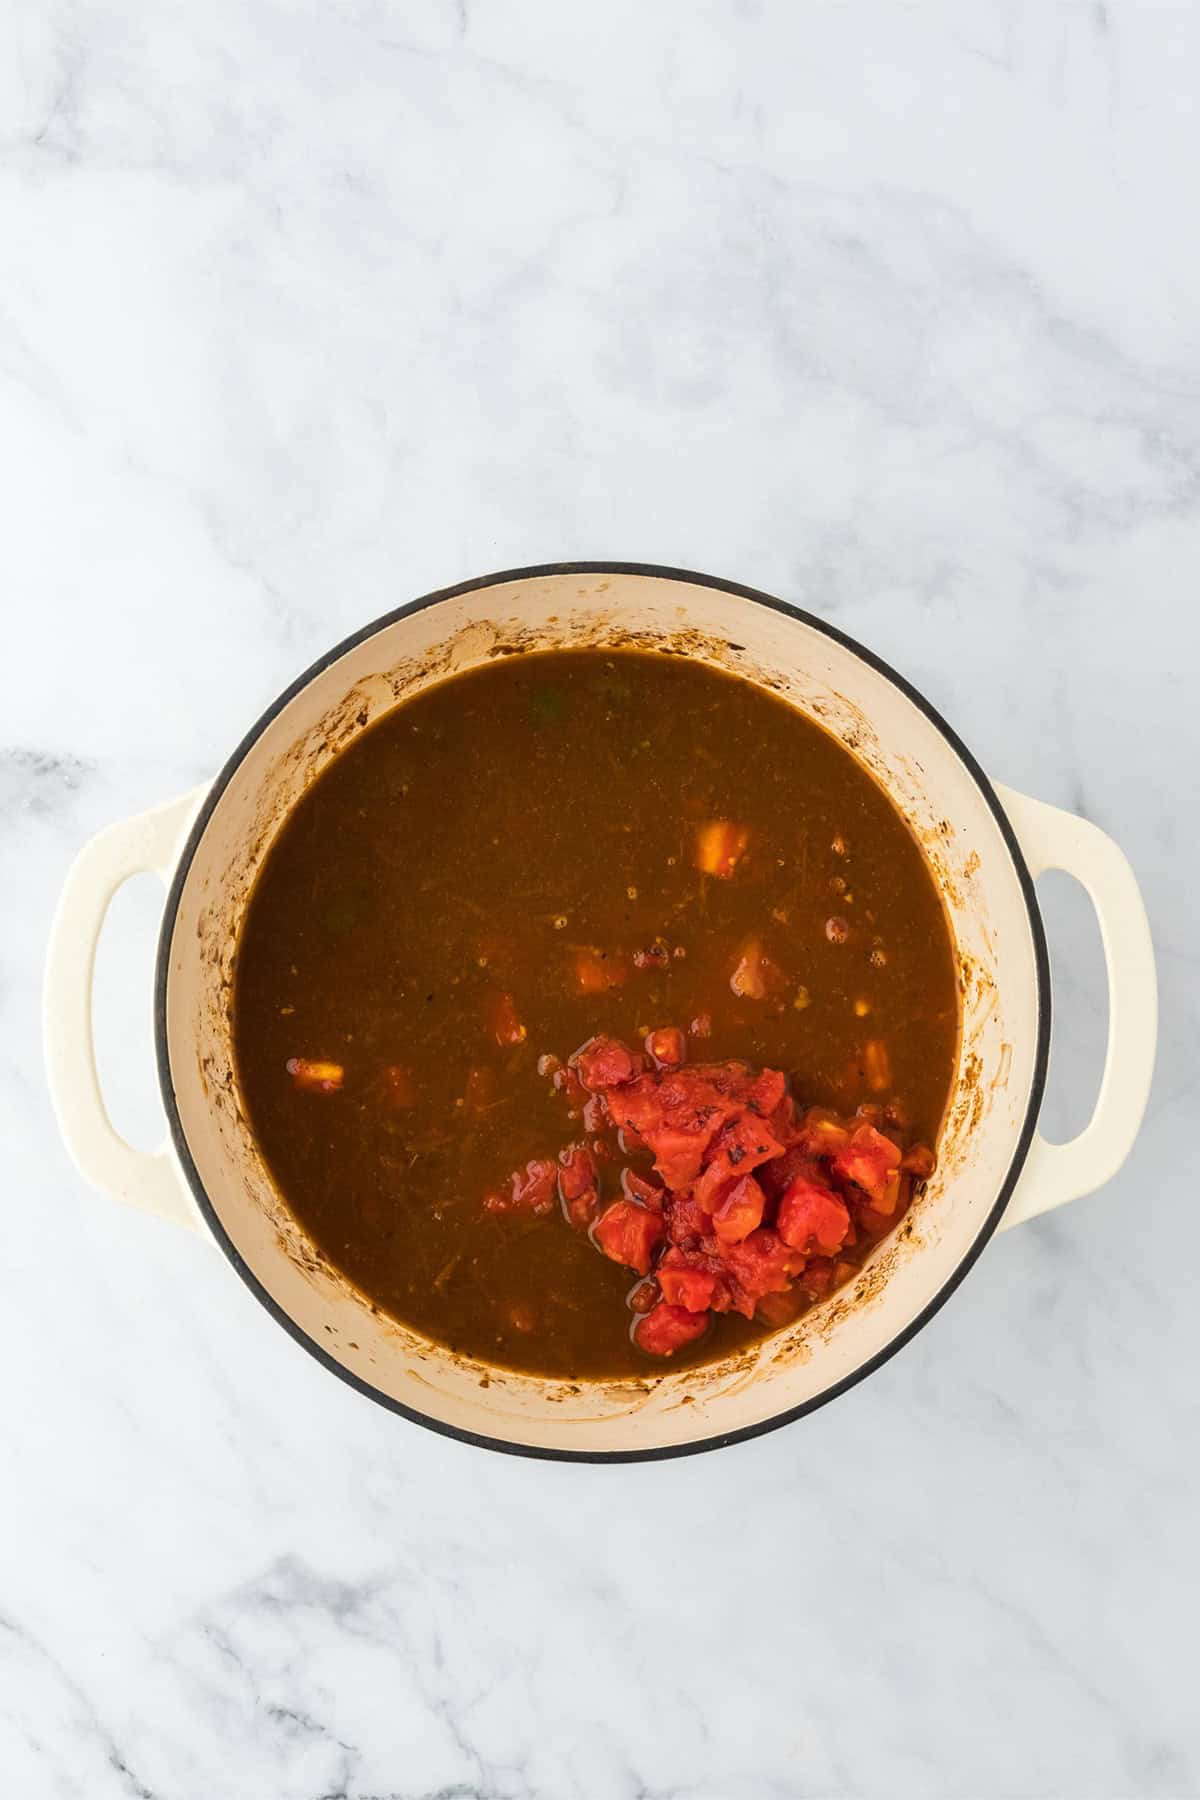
[153, 561, 1051, 1462]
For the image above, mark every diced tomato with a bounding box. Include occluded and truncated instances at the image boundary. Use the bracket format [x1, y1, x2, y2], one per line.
[657, 1263, 719, 1312]
[689, 1012, 712, 1039]
[573, 949, 629, 993]
[664, 1194, 711, 1249]
[564, 1195, 597, 1238]
[712, 1174, 766, 1244]
[604, 1072, 733, 1190]
[900, 1142, 937, 1179]
[661, 1063, 747, 1119]
[557, 1143, 599, 1228]
[716, 1228, 805, 1318]
[564, 1192, 597, 1230]
[634, 1302, 711, 1357]
[558, 1143, 597, 1201]
[597, 1076, 661, 1135]
[658, 1241, 729, 1290]
[516, 1159, 558, 1212]
[552, 1065, 588, 1107]
[286, 1057, 344, 1093]
[486, 990, 527, 1046]
[693, 1113, 785, 1211]
[476, 1032, 929, 1365]
[476, 1031, 928, 1361]
[758, 1144, 820, 1201]
[580, 1094, 606, 1132]
[380, 1064, 415, 1105]
[831, 1123, 902, 1204]
[652, 1124, 720, 1191]
[685, 1059, 753, 1100]
[645, 1026, 686, 1068]
[621, 1168, 665, 1211]
[729, 938, 785, 1001]
[662, 1123, 726, 1195]
[484, 1158, 558, 1216]
[778, 1179, 851, 1256]
[765, 1093, 798, 1146]
[746, 1068, 787, 1116]
[693, 1168, 737, 1217]
[592, 1200, 665, 1275]
[572, 1035, 641, 1091]
[694, 820, 750, 880]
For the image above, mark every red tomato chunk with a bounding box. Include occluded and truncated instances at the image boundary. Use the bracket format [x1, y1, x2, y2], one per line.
[832, 1124, 902, 1204]
[557, 1143, 599, 1229]
[747, 1068, 787, 1117]
[716, 1229, 804, 1318]
[573, 1035, 642, 1092]
[712, 1174, 766, 1244]
[484, 1158, 558, 1216]
[693, 1114, 785, 1212]
[777, 1179, 851, 1257]
[592, 1200, 664, 1275]
[665, 1195, 711, 1249]
[621, 1168, 665, 1211]
[657, 1262, 719, 1312]
[634, 1302, 710, 1356]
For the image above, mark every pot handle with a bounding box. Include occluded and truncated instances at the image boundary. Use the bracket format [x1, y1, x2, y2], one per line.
[43, 787, 210, 1232]
[993, 783, 1157, 1230]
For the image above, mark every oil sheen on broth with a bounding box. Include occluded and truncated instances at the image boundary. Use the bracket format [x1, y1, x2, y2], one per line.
[232, 650, 960, 1378]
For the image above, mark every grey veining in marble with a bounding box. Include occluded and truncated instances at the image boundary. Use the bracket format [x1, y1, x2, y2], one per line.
[3, 2, 1198, 1795]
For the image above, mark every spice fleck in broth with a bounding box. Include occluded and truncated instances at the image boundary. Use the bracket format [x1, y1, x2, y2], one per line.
[232, 650, 959, 1377]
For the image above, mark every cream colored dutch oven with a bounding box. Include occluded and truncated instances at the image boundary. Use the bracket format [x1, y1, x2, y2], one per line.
[44, 566, 1157, 1460]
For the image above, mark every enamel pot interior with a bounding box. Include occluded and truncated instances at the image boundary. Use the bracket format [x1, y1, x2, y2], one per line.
[158, 566, 1047, 1458]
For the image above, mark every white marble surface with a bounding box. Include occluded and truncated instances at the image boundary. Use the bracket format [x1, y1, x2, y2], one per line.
[4, 1, 1198, 1794]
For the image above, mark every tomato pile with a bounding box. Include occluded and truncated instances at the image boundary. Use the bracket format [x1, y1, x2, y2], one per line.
[484, 1027, 936, 1359]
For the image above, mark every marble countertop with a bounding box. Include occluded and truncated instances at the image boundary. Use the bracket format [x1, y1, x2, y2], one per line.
[4, 2, 1198, 1794]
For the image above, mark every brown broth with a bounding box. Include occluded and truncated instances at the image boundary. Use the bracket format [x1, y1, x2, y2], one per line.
[232, 649, 959, 1377]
